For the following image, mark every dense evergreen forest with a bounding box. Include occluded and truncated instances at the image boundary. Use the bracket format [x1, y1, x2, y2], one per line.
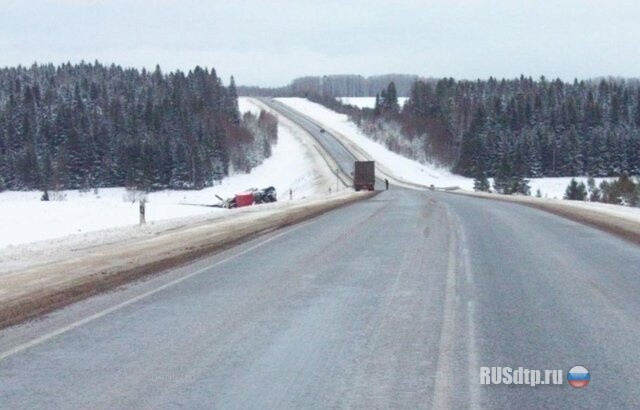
[448, 77, 640, 179]
[0, 62, 277, 192]
[323, 77, 640, 179]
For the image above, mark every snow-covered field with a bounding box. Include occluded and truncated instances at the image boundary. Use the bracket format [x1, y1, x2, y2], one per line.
[527, 177, 616, 200]
[526, 177, 640, 223]
[277, 97, 474, 190]
[0, 98, 329, 249]
[337, 97, 408, 109]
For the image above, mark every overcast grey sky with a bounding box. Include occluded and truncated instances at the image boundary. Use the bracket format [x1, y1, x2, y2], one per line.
[1, 0, 639, 86]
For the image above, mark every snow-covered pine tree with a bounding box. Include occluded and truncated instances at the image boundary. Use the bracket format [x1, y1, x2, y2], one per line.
[473, 174, 491, 192]
[564, 178, 587, 200]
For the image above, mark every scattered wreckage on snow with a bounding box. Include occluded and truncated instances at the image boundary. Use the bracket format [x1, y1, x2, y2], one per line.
[214, 186, 277, 209]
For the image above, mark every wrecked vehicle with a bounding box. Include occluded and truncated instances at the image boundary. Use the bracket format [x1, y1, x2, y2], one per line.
[214, 186, 277, 208]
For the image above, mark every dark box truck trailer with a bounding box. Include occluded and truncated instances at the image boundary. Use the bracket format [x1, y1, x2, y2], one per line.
[353, 161, 375, 191]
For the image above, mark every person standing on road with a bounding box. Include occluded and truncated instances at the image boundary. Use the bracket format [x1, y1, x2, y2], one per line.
[385, 178, 389, 190]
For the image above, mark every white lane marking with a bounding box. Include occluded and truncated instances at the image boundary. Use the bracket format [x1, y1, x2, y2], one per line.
[467, 300, 481, 410]
[455, 215, 481, 410]
[448, 211, 481, 409]
[0, 223, 310, 362]
[432, 208, 458, 409]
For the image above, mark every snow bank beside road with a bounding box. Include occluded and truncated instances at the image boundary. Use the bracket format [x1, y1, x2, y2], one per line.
[453, 190, 640, 244]
[527, 177, 617, 199]
[0, 189, 213, 250]
[558, 200, 640, 224]
[492, 177, 640, 223]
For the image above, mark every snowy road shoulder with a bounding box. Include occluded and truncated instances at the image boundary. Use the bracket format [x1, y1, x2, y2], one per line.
[450, 189, 640, 244]
[0, 191, 375, 329]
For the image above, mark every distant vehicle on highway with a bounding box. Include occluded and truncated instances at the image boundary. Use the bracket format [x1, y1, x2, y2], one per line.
[353, 161, 375, 191]
[319, 128, 325, 133]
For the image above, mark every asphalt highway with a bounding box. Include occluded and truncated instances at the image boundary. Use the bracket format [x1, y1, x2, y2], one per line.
[258, 98, 356, 175]
[258, 98, 385, 190]
[1, 189, 639, 408]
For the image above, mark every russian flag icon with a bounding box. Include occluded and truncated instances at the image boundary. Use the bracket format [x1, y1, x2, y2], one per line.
[567, 366, 590, 388]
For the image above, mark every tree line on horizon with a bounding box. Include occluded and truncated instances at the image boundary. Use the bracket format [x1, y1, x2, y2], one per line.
[0, 62, 277, 193]
[237, 74, 421, 97]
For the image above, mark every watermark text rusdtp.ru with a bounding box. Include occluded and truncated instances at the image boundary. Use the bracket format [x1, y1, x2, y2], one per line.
[480, 367, 563, 386]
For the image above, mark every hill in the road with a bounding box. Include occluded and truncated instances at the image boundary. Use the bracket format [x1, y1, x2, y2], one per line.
[277, 97, 473, 190]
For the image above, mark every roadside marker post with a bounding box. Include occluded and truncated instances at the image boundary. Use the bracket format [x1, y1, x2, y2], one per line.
[139, 199, 146, 225]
